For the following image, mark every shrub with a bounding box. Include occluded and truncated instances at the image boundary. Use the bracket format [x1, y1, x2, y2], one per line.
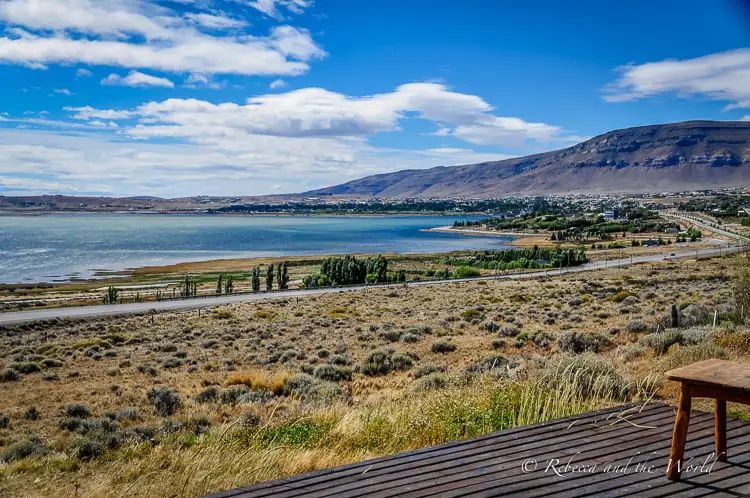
[484, 322, 500, 333]
[412, 365, 446, 379]
[220, 386, 250, 405]
[163, 357, 184, 369]
[0, 368, 19, 382]
[610, 290, 633, 303]
[454, 266, 481, 279]
[626, 320, 647, 333]
[115, 408, 144, 422]
[329, 354, 352, 366]
[359, 349, 413, 376]
[380, 331, 402, 342]
[2, 437, 49, 463]
[619, 344, 648, 361]
[75, 438, 107, 460]
[313, 364, 353, 382]
[23, 407, 40, 421]
[558, 332, 612, 354]
[431, 341, 457, 353]
[681, 304, 713, 327]
[9, 362, 41, 374]
[0, 414, 9, 429]
[125, 426, 156, 442]
[64, 404, 91, 419]
[195, 386, 219, 404]
[462, 309, 483, 321]
[413, 373, 449, 391]
[40, 358, 63, 368]
[400, 332, 421, 343]
[544, 354, 630, 401]
[59, 418, 86, 432]
[284, 374, 343, 402]
[147, 387, 181, 416]
[658, 343, 729, 372]
[192, 416, 212, 435]
[390, 353, 414, 371]
[499, 325, 520, 337]
[531, 331, 554, 349]
[161, 420, 183, 435]
[463, 355, 514, 376]
[237, 390, 275, 404]
[637, 328, 712, 356]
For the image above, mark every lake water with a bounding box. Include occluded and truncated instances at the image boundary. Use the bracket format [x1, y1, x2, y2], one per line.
[0, 215, 513, 283]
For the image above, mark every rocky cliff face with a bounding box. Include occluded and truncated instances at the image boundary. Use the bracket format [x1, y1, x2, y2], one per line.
[308, 121, 750, 198]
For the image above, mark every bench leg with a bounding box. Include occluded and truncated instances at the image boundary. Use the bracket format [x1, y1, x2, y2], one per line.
[667, 384, 692, 481]
[716, 399, 727, 462]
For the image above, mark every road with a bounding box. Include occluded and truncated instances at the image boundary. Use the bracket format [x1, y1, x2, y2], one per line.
[0, 244, 743, 325]
[662, 211, 748, 241]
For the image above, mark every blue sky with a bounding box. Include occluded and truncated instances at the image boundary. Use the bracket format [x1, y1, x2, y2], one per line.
[1, 0, 749, 197]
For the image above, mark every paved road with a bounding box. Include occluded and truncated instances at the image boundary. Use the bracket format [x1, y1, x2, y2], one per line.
[0, 244, 743, 325]
[662, 211, 748, 241]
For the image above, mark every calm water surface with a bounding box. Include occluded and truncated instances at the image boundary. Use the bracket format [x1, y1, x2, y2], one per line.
[0, 215, 512, 283]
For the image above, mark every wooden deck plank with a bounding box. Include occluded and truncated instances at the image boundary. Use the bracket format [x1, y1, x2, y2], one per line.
[207, 403, 750, 498]
[340, 409, 686, 498]
[407, 414, 721, 498]
[534, 422, 750, 498]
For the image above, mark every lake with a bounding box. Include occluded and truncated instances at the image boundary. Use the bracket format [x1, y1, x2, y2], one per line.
[0, 214, 513, 283]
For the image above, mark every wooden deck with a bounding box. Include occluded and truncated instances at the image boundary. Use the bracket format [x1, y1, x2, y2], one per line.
[209, 403, 750, 498]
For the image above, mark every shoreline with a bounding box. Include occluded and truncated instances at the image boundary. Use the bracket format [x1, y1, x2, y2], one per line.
[422, 226, 539, 238]
[0, 210, 488, 218]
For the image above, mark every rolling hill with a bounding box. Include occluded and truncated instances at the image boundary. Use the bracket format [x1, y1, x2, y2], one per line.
[307, 121, 750, 198]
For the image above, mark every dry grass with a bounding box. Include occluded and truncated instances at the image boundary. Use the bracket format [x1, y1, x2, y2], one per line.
[225, 370, 289, 395]
[0, 255, 748, 497]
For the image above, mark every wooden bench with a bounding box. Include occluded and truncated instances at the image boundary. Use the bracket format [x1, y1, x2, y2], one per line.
[665, 358, 750, 481]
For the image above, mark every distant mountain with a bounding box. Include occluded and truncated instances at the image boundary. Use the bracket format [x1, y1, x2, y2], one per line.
[306, 121, 750, 198]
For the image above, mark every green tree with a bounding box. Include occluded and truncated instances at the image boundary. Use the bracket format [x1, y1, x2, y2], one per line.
[277, 262, 289, 290]
[251, 266, 261, 292]
[224, 275, 234, 295]
[181, 275, 198, 297]
[102, 286, 119, 304]
[216, 274, 223, 295]
[266, 264, 274, 291]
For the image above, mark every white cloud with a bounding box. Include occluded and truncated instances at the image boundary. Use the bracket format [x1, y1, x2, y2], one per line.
[742, 115, 750, 122]
[269, 78, 287, 89]
[184, 73, 223, 89]
[604, 48, 750, 109]
[2, 83, 573, 196]
[65, 83, 569, 146]
[101, 71, 175, 88]
[64, 106, 135, 120]
[0, 128, 510, 196]
[75, 68, 92, 78]
[184, 12, 248, 30]
[453, 116, 561, 146]
[246, 0, 312, 20]
[0, 0, 326, 76]
[53, 88, 72, 96]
